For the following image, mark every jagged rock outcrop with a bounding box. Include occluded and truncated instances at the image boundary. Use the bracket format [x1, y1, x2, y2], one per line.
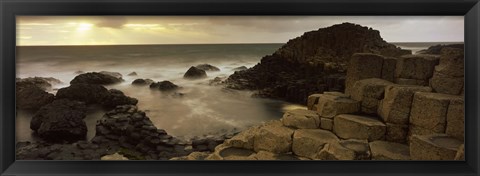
[70, 72, 123, 85]
[30, 99, 88, 142]
[225, 23, 411, 104]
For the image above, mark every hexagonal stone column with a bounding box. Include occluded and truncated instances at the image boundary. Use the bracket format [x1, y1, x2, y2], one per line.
[410, 134, 462, 160]
[333, 114, 386, 141]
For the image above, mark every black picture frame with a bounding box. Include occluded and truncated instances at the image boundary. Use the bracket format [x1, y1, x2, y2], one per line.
[1, 0, 479, 175]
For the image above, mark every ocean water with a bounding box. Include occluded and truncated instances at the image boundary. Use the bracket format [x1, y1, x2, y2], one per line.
[15, 42, 457, 142]
[15, 43, 309, 142]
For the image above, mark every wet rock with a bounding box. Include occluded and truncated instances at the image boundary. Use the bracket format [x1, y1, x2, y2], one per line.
[16, 77, 62, 91]
[16, 83, 54, 110]
[369, 141, 410, 160]
[99, 71, 123, 80]
[195, 64, 220, 72]
[209, 77, 225, 86]
[150, 81, 180, 91]
[128, 72, 138, 76]
[184, 66, 207, 79]
[333, 114, 386, 141]
[102, 89, 138, 109]
[132, 79, 154, 85]
[30, 99, 87, 142]
[410, 134, 462, 160]
[281, 109, 320, 129]
[70, 72, 123, 85]
[56, 84, 110, 104]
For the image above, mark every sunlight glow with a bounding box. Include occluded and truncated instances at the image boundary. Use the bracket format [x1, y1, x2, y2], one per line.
[76, 23, 93, 32]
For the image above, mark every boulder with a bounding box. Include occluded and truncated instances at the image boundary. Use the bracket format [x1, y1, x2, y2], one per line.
[16, 84, 54, 110]
[320, 118, 333, 131]
[307, 94, 322, 110]
[16, 77, 62, 91]
[292, 129, 339, 158]
[315, 93, 359, 118]
[99, 71, 123, 80]
[150, 81, 180, 91]
[386, 123, 408, 143]
[70, 72, 123, 85]
[184, 66, 207, 79]
[395, 54, 440, 80]
[56, 84, 110, 104]
[430, 72, 464, 95]
[281, 109, 320, 129]
[409, 134, 462, 160]
[350, 78, 394, 114]
[132, 79, 154, 85]
[232, 66, 248, 71]
[253, 122, 294, 154]
[128, 72, 138, 76]
[225, 126, 261, 150]
[30, 99, 87, 142]
[345, 53, 384, 95]
[102, 89, 138, 109]
[446, 98, 464, 141]
[410, 92, 462, 134]
[195, 64, 220, 72]
[339, 139, 371, 160]
[378, 85, 432, 125]
[333, 114, 386, 141]
[369, 141, 410, 160]
[314, 142, 356, 160]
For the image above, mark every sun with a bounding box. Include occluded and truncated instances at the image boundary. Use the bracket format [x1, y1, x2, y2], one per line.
[76, 23, 93, 32]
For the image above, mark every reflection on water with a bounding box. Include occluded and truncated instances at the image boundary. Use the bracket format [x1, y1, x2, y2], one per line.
[16, 44, 306, 142]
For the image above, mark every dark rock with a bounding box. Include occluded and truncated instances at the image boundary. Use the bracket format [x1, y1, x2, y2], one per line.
[16, 83, 55, 110]
[101, 89, 138, 108]
[30, 99, 88, 142]
[128, 72, 138, 76]
[183, 66, 207, 79]
[232, 66, 248, 71]
[209, 77, 225, 86]
[16, 77, 62, 91]
[99, 71, 123, 80]
[56, 84, 110, 104]
[195, 64, 220, 72]
[417, 44, 464, 55]
[150, 81, 180, 91]
[70, 72, 123, 85]
[225, 23, 411, 104]
[132, 78, 154, 85]
[75, 71, 85, 75]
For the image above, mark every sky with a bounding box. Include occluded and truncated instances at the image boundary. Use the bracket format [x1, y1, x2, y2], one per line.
[16, 16, 464, 46]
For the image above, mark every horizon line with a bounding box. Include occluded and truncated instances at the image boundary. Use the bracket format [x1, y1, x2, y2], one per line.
[16, 41, 465, 47]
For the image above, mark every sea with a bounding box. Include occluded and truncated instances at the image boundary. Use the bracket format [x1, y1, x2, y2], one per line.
[15, 42, 462, 142]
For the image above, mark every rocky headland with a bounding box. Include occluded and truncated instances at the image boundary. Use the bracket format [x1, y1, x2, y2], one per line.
[225, 23, 411, 104]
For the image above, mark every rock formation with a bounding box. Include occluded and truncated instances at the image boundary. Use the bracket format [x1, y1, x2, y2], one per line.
[16, 83, 55, 110]
[16, 77, 62, 91]
[225, 23, 411, 104]
[184, 66, 207, 79]
[70, 72, 123, 85]
[196, 64, 220, 72]
[132, 78, 154, 86]
[150, 81, 180, 91]
[56, 84, 137, 109]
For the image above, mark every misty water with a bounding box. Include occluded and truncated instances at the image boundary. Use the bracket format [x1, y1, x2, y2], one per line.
[15, 42, 455, 142]
[16, 44, 312, 142]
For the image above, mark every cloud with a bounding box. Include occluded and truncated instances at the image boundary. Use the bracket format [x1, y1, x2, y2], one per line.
[95, 16, 127, 29]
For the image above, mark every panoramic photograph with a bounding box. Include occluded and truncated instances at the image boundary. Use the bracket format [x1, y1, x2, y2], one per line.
[15, 16, 465, 160]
